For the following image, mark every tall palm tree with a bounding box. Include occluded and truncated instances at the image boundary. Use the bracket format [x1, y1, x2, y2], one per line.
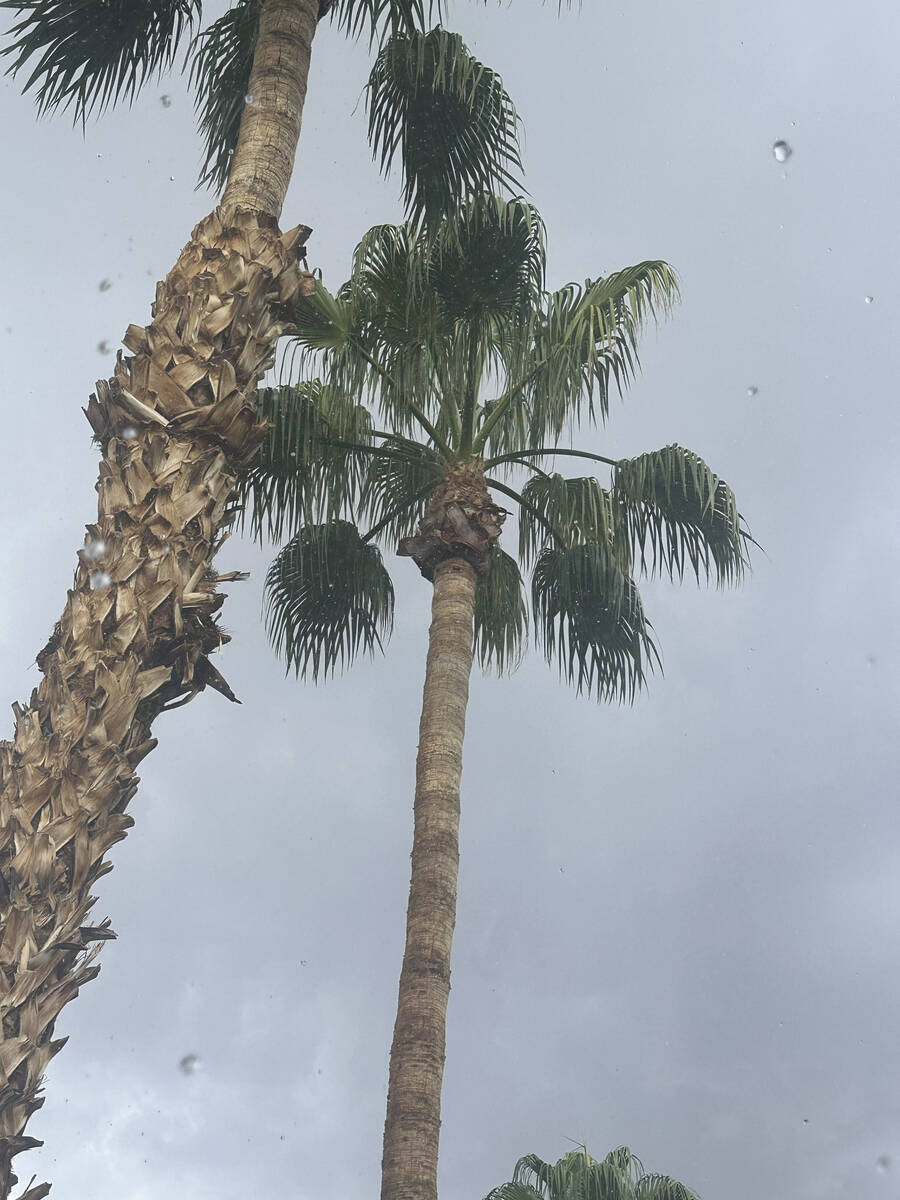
[0, 4, 522, 1193]
[241, 192, 752, 1196]
[483, 1144, 702, 1199]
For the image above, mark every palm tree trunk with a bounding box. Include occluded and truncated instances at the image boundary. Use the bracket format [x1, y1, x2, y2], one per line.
[381, 557, 478, 1200]
[0, 3, 320, 1194]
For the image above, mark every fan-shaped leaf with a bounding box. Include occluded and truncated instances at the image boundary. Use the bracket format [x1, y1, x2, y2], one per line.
[187, 0, 258, 192]
[237, 383, 374, 543]
[473, 546, 527, 674]
[531, 543, 658, 702]
[264, 521, 394, 680]
[614, 445, 750, 585]
[1, 0, 201, 122]
[367, 28, 522, 228]
[518, 474, 630, 571]
[359, 439, 443, 543]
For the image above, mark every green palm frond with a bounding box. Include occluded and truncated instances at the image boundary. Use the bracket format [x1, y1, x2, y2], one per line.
[237, 383, 374, 544]
[635, 1176, 702, 1200]
[1, 0, 200, 121]
[477, 261, 678, 456]
[426, 195, 545, 325]
[531, 543, 659, 702]
[326, 0, 442, 44]
[359, 438, 443, 542]
[473, 545, 527, 674]
[367, 28, 522, 229]
[517, 474, 630, 571]
[482, 1186, 543, 1200]
[187, 0, 258, 192]
[613, 445, 751, 585]
[264, 520, 394, 680]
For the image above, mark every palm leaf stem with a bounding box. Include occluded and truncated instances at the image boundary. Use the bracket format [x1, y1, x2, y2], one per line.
[321, 437, 437, 466]
[485, 446, 619, 471]
[484, 476, 566, 546]
[471, 360, 546, 454]
[351, 338, 451, 456]
[361, 481, 437, 543]
[459, 333, 480, 456]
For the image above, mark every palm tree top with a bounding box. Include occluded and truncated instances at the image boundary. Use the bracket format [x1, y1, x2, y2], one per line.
[483, 1143, 703, 1199]
[241, 189, 752, 702]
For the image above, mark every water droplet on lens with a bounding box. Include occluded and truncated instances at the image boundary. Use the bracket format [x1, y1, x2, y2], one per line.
[179, 1053, 200, 1075]
[97, 340, 112, 355]
[160, 94, 172, 108]
[84, 538, 106, 561]
[89, 570, 111, 590]
[865, 295, 874, 304]
[98, 278, 112, 292]
[746, 385, 758, 397]
[122, 425, 138, 440]
[169, 175, 175, 182]
[772, 140, 792, 162]
[802, 1118, 809, 1126]
[245, 93, 254, 104]
[876, 1155, 891, 1173]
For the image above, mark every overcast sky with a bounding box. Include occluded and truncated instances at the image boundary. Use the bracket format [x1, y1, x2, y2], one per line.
[1, 1, 899, 1198]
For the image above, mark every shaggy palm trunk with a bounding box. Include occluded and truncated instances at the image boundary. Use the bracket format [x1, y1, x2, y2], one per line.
[381, 557, 477, 1200]
[0, 2, 320, 1194]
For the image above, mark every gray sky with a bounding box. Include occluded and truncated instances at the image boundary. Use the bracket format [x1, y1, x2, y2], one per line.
[1, 1, 899, 1197]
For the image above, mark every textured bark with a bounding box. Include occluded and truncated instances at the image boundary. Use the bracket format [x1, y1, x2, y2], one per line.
[380, 557, 478, 1200]
[0, 3, 321, 1191]
[398, 460, 507, 580]
[223, 0, 320, 218]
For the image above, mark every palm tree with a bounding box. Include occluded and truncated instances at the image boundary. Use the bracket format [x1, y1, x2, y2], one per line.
[241, 193, 752, 1197]
[0, 4, 523, 1193]
[483, 1144, 702, 1199]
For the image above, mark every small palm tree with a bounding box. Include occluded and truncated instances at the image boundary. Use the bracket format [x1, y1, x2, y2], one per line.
[242, 162, 751, 1200]
[483, 1144, 702, 1200]
[0, 5, 524, 1193]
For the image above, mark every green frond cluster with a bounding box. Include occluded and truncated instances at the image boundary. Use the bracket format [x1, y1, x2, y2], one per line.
[358, 439, 444, 542]
[0, 0, 200, 122]
[483, 1144, 702, 1200]
[188, 0, 258, 193]
[614, 444, 750, 585]
[367, 28, 522, 228]
[326, 0, 444, 44]
[473, 546, 527, 674]
[531, 543, 659, 702]
[265, 521, 394, 681]
[517, 474, 628, 570]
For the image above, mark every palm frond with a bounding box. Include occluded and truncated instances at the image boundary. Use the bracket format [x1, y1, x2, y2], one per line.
[478, 261, 678, 455]
[325, 0, 442, 44]
[237, 383, 373, 544]
[367, 28, 522, 229]
[473, 546, 527, 674]
[1, 0, 200, 122]
[358, 438, 443, 543]
[187, 0, 258, 192]
[635, 1176, 702, 1200]
[264, 520, 394, 680]
[517, 473, 630, 572]
[426, 195, 546, 325]
[531, 543, 659, 702]
[481, 1186, 543, 1200]
[613, 444, 751, 585]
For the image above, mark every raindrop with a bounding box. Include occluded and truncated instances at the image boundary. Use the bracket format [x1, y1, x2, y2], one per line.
[98, 278, 112, 292]
[160, 94, 172, 108]
[299, 960, 308, 967]
[772, 140, 792, 163]
[97, 340, 112, 355]
[83, 538, 106, 561]
[876, 1156, 891, 1173]
[245, 93, 254, 104]
[802, 1118, 809, 1126]
[179, 1053, 200, 1075]
[122, 425, 138, 440]
[865, 295, 874, 304]
[169, 175, 176, 182]
[89, 571, 112, 591]
[746, 385, 758, 397]
[866, 654, 877, 667]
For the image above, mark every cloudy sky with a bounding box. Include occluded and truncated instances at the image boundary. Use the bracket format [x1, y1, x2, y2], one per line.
[1, 1, 899, 1197]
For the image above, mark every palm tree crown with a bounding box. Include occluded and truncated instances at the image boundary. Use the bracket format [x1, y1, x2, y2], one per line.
[483, 1144, 702, 1200]
[241, 191, 751, 700]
